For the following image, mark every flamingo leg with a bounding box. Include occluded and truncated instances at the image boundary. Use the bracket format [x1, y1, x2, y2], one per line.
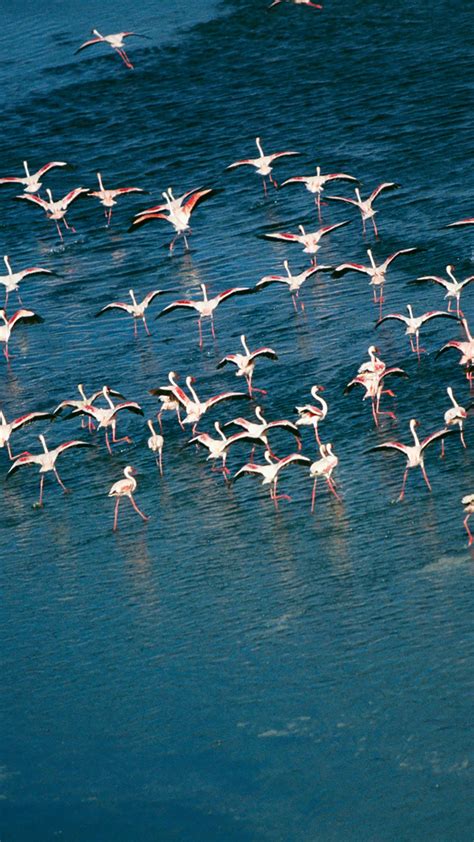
[129, 494, 148, 521]
[316, 192, 322, 223]
[314, 424, 322, 446]
[372, 217, 379, 238]
[105, 429, 113, 455]
[440, 439, 445, 459]
[327, 477, 342, 502]
[157, 411, 163, 433]
[54, 219, 64, 241]
[420, 463, 432, 492]
[210, 315, 216, 340]
[158, 450, 163, 476]
[397, 466, 409, 502]
[113, 497, 120, 531]
[142, 316, 151, 336]
[292, 295, 298, 313]
[464, 514, 473, 546]
[198, 319, 203, 349]
[38, 475, 44, 507]
[262, 178, 268, 197]
[54, 467, 69, 493]
[460, 427, 467, 449]
[183, 234, 190, 251]
[311, 477, 317, 513]
[362, 216, 366, 235]
[371, 400, 380, 427]
[133, 320, 138, 339]
[176, 407, 185, 430]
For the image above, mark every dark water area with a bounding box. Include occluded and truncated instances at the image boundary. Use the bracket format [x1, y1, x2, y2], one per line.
[1, 0, 473, 839]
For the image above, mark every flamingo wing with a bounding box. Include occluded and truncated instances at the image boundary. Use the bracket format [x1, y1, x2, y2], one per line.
[61, 188, 89, 208]
[226, 158, 259, 170]
[204, 391, 250, 410]
[368, 442, 409, 456]
[318, 221, 351, 236]
[0, 176, 26, 185]
[20, 267, 54, 278]
[114, 187, 147, 196]
[280, 176, 308, 186]
[214, 287, 254, 303]
[15, 193, 49, 209]
[446, 218, 474, 227]
[128, 212, 169, 231]
[333, 262, 369, 277]
[141, 289, 166, 307]
[375, 313, 409, 327]
[75, 37, 103, 53]
[56, 440, 94, 456]
[383, 367, 409, 379]
[382, 247, 418, 269]
[436, 341, 463, 357]
[216, 354, 239, 369]
[11, 411, 53, 431]
[6, 452, 38, 477]
[277, 453, 311, 469]
[95, 302, 131, 316]
[249, 347, 278, 361]
[8, 309, 44, 328]
[156, 300, 198, 317]
[325, 195, 358, 206]
[182, 188, 215, 215]
[256, 276, 288, 288]
[114, 401, 144, 416]
[410, 275, 448, 288]
[263, 232, 301, 242]
[149, 385, 189, 408]
[233, 463, 265, 481]
[35, 161, 68, 178]
[268, 151, 300, 162]
[420, 428, 456, 451]
[419, 311, 460, 325]
[324, 173, 359, 182]
[369, 182, 400, 202]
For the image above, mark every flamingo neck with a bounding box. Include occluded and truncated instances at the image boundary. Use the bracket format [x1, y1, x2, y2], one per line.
[200, 284, 208, 302]
[78, 384, 87, 401]
[409, 420, 420, 447]
[316, 166, 321, 176]
[355, 188, 362, 202]
[256, 137, 264, 157]
[186, 377, 199, 403]
[255, 406, 265, 423]
[4, 255, 12, 275]
[298, 225, 306, 236]
[446, 265, 456, 283]
[23, 161, 30, 177]
[240, 334, 250, 355]
[407, 304, 414, 319]
[147, 419, 155, 434]
[97, 172, 104, 191]
[129, 289, 137, 306]
[92, 29, 103, 39]
[283, 260, 291, 277]
[367, 249, 376, 268]
[103, 387, 114, 409]
[39, 434, 48, 453]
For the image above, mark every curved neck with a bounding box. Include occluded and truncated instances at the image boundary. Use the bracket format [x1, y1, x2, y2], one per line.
[240, 334, 249, 355]
[186, 377, 199, 403]
[312, 389, 327, 413]
[46, 188, 53, 203]
[92, 29, 103, 38]
[4, 255, 12, 275]
[446, 265, 456, 283]
[97, 172, 104, 191]
[39, 434, 48, 453]
[255, 406, 265, 423]
[78, 384, 87, 401]
[103, 387, 114, 409]
[409, 420, 420, 447]
[298, 225, 306, 236]
[147, 419, 155, 434]
[256, 137, 264, 157]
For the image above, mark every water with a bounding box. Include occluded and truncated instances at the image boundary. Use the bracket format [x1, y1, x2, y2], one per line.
[1, 0, 473, 839]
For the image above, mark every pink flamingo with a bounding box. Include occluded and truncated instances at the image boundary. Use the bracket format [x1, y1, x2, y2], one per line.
[334, 247, 418, 316]
[0, 255, 53, 308]
[308, 443, 341, 511]
[326, 183, 399, 237]
[95, 289, 167, 337]
[0, 308, 43, 361]
[281, 166, 358, 221]
[157, 283, 254, 348]
[295, 385, 328, 445]
[0, 409, 53, 460]
[376, 305, 459, 361]
[233, 450, 311, 509]
[75, 30, 150, 69]
[462, 494, 474, 546]
[437, 318, 474, 391]
[108, 467, 149, 531]
[6, 434, 92, 507]
[89, 173, 146, 224]
[262, 221, 350, 265]
[217, 334, 277, 395]
[256, 259, 333, 311]
[0, 160, 68, 194]
[16, 187, 89, 239]
[226, 137, 300, 195]
[130, 186, 215, 251]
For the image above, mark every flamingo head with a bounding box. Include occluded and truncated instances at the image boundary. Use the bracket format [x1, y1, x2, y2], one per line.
[125, 465, 137, 477]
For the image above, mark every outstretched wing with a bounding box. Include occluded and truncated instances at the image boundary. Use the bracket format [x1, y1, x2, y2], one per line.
[263, 231, 301, 242]
[128, 211, 169, 231]
[95, 302, 131, 317]
[369, 182, 400, 202]
[375, 313, 409, 327]
[56, 440, 94, 456]
[333, 262, 369, 277]
[420, 428, 456, 451]
[183, 188, 215, 215]
[382, 247, 418, 270]
[75, 37, 103, 54]
[15, 193, 49, 209]
[61, 187, 89, 208]
[8, 309, 44, 328]
[368, 442, 408, 456]
[446, 218, 474, 228]
[35, 161, 68, 178]
[204, 391, 250, 411]
[249, 347, 278, 361]
[156, 300, 198, 317]
[11, 411, 53, 431]
[215, 287, 254, 303]
[6, 452, 37, 477]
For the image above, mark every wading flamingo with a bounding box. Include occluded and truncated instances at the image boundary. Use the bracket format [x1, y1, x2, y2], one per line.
[149, 372, 185, 431]
[344, 365, 408, 426]
[295, 385, 328, 444]
[0, 409, 53, 460]
[147, 420, 164, 476]
[233, 450, 311, 508]
[130, 186, 215, 252]
[308, 443, 341, 511]
[281, 166, 358, 221]
[157, 283, 254, 348]
[0, 255, 53, 307]
[462, 494, 474, 546]
[226, 137, 300, 195]
[334, 247, 418, 315]
[149, 373, 249, 434]
[262, 221, 350, 265]
[410, 265, 474, 318]
[188, 422, 256, 480]
[437, 317, 474, 391]
[89, 173, 146, 224]
[6, 434, 92, 507]
[108, 466, 149, 531]
[53, 384, 124, 432]
[224, 405, 302, 457]
[256, 260, 333, 311]
[16, 188, 89, 239]
[0, 160, 68, 194]
[0, 308, 43, 361]
[376, 305, 459, 360]
[95, 289, 168, 337]
[440, 386, 470, 456]
[69, 386, 143, 454]
[217, 334, 278, 395]
[327, 183, 399, 237]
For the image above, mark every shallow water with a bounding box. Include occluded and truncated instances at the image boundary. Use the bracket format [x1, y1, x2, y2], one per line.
[1, 0, 473, 839]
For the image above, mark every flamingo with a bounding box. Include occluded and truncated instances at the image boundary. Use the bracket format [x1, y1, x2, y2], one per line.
[89, 173, 146, 224]
[368, 418, 455, 501]
[262, 221, 350, 265]
[6, 434, 92, 507]
[462, 494, 474, 546]
[216, 334, 278, 395]
[440, 387, 470, 456]
[233, 450, 310, 508]
[269, 0, 322, 7]
[376, 305, 459, 360]
[147, 420, 164, 476]
[68, 386, 144, 454]
[308, 443, 341, 511]
[53, 384, 124, 432]
[0, 255, 53, 308]
[344, 365, 408, 426]
[156, 283, 254, 348]
[437, 318, 474, 391]
[95, 289, 168, 337]
[108, 466, 149, 532]
[130, 186, 215, 251]
[16, 187, 89, 239]
[149, 372, 185, 431]
[149, 373, 249, 434]
[295, 385, 328, 445]
[334, 247, 418, 315]
[357, 345, 386, 375]
[0, 308, 43, 361]
[281, 166, 358, 221]
[188, 422, 256, 480]
[0, 409, 53, 460]
[256, 260, 333, 311]
[75, 30, 149, 70]
[410, 265, 474, 318]
[0, 160, 68, 194]
[226, 137, 300, 195]
[224, 405, 302, 456]
[326, 183, 399, 237]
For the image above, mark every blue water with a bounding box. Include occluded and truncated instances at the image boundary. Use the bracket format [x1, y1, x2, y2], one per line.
[1, 0, 473, 839]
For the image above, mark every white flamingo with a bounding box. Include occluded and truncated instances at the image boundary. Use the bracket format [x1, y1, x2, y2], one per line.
[147, 420, 164, 476]
[334, 247, 418, 314]
[224, 405, 302, 456]
[75, 30, 150, 69]
[368, 418, 454, 501]
[281, 166, 358, 221]
[16, 187, 89, 239]
[108, 466, 149, 531]
[95, 289, 167, 337]
[149, 373, 249, 434]
[226, 137, 300, 195]
[262, 221, 350, 265]
[295, 385, 328, 444]
[53, 384, 124, 432]
[0, 308, 43, 361]
[256, 260, 333, 311]
[410, 265, 474, 318]
[149, 372, 185, 431]
[188, 422, 256, 480]
[376, 305, 459, 360]
[326, 183, 399, 237]
[462, 494, 474, 546]
[0, 409, 52, 460]
[344, 365, 408, 426]
[157, 283, 254, 348]
[308, 443, 341, 511]
[440, 387, 470, 456]
[233, 450, 311, 508]
[70, 386, 144, 454]
[437, 317, 474, 390]
[0, 160, 68, 194]
[217, 334, 278, 395]
[89, 173, 146, 224]
[6, 434, 92, 507]
[0, 255, 53, 307]
[130, 186, 215, 251]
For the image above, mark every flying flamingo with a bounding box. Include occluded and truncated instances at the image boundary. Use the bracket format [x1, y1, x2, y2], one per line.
[130, 186, 215, 252]
[410, 265, 474, 318]
[188, 422, 256, 480]
[0, 409, 53, 460]
[344, 365, 408, 426]
[75, 30, 149, 69]
[334, 247, 418, 316]
[156, 283, 254, 348]
[149, 373, 249, 434]
[224, 405, 302, 457]
[269, 0, 322, 8]
[233, 450, 311, 509]
[95, 289, 168, 337]
[226, 137, 300, 195]
[6, 434, 92, 507]
[462, 494, 474, 546]
[437, 318, 474, 391]
[308, 443, 341, 511]
[440, 387, 470, 456]
[108, 466, 149, 532]
[53, 384, 124, 432]
[256, 260, 333, 311]
[68, 386, 144, 454]
[368, 418, 455, 501]
[0, 308, 43, 361]
[262, 221, 350, 265]
[326, 183, 399, 237]
[89, 173, 146, 224]
[376, 305, 459, 360]
[281, 166, 358, 221]
[217, 334, 278, 395]
[0, 160, 68, 194]
[149, 371, 185, 431]
[0, 255, 53, 307]
[147, 420, 164, 476]
[295, 385, 328, 444]
[16, 187, 89, 239]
